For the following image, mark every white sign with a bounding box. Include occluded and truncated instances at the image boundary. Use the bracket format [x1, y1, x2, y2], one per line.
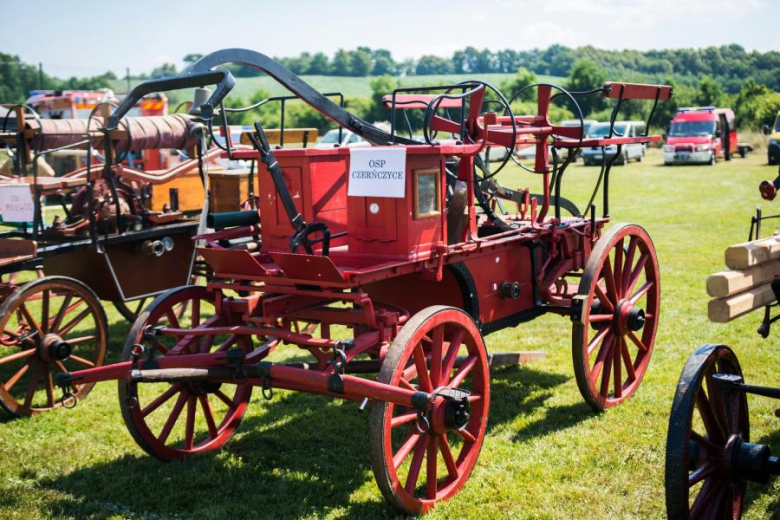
[0, 185, 35, 223]
[348, 148, 407, 198]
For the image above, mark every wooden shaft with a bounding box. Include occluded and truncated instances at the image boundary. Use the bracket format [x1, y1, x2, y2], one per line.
[726, 236, 780, 269]
[708, 283, 776, 323]
[707, 261, 780, 298]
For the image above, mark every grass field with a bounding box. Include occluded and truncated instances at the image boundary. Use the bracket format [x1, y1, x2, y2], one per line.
[111, 73, 564, 103]
[1, 149, 780, 519]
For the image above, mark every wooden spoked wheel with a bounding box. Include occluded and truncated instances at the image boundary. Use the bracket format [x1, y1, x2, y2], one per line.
[0, 276, 108, 417]
[665, 344, 750, 519]
[369, 306, 490, 514]
[113, 297, 154, 323]
[573, 223, 660, 410]
[118, 286, 252, 461]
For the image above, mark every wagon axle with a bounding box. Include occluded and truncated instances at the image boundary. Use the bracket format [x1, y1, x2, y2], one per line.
[722, 437, 780, 484]
[39, 334, 72, 363]
[616, 300, 646, 334]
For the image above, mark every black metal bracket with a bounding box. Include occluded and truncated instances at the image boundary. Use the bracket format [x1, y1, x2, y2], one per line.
[713, 373, 780, 400]
[326, 342, 349, 394]
[107, 70, 235, 130]
[187, 48, 416, 146]
[525, 240, 544, 307]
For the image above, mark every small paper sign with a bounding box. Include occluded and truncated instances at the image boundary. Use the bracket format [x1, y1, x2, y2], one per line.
[0, 185, 35, 222]
[348, 148, 406, 198]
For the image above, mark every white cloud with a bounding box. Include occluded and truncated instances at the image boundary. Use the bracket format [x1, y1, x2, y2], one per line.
[520, 21, 580, 47]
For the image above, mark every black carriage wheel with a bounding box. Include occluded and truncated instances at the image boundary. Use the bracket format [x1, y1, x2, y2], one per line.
[665, 344, 749, 519]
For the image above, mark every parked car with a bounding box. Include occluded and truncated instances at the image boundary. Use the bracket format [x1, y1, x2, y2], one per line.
[514, 143, 557, 161]
[555, 119, 598, 160]
[662, 107, 751, 165]
[481, 145, 512, 162]
[581, 121, 646, 166]
[768, 111, 780, 165]
[315, 129, 370, 149]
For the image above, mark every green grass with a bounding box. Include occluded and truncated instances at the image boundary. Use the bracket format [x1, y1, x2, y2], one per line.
[111, 73, 564, 104]
[2, 149, 780, 519]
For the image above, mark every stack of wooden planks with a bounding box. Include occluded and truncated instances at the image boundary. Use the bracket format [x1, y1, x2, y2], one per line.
[707, 235, 780, 322]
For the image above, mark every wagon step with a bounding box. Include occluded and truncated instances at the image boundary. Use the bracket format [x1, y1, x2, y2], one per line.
[488, 351, 546, 366]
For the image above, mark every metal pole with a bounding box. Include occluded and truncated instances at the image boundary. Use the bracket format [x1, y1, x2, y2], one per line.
[38, 63, 43, 90]
[126, 68, 131, 92]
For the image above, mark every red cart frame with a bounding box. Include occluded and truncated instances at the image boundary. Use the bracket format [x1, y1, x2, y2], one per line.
[32, 48, 672, 513]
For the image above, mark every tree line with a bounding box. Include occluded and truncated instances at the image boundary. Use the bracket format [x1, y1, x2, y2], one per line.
[219, 59, 780, 133]
[0, 52, 117, 106]
[185, 44, 780, 94]
[2, 44, 778, 130]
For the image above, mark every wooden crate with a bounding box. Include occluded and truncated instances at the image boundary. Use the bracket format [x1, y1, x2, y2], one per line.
[151, 170, 205, 213]
[209, 169, 252, 213]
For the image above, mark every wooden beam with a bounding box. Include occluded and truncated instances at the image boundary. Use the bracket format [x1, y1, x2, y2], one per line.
[708, 283, 776, 323]
[488, 351, 546, 366]
[706, 261, 780, 298]
[725, 236, 780, 269]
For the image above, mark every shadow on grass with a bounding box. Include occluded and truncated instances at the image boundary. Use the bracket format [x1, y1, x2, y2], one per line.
[40, 390, 393, 519]
[36, 363, 584, 519]
[488, 365, 594, 440]
[0, 411, 18, 424]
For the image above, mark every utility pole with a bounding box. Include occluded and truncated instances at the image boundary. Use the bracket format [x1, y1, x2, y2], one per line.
[126, 67, 131, 92]
[38, 62, 43, 90]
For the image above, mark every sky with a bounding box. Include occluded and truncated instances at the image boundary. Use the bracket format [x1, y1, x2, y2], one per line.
[2, 0, 778, 78]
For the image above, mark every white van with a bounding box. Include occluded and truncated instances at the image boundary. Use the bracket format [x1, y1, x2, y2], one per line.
[581, 121, 646, 166]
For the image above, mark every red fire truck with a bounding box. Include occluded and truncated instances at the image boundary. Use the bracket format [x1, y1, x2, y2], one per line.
[662, 106, 751, 165]
[25, 89, 172, 172]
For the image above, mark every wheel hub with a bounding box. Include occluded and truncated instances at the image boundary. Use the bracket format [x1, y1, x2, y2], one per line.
[728, 435, 776, 484]
[38, 334, 71, 363]
[430, 392, 471, 435]
[614, 299, 645, 335]
[444, 398, 471, 431]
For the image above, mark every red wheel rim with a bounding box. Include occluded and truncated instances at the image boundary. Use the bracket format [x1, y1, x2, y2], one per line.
[119, 286, 252, 461]
[371, 307, 489, 514]
[0, 277, 107, 416]
[575, 224, 660, 409]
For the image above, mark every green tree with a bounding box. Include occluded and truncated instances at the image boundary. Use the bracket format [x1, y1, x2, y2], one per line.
[501, 67, 537, 101]
[307, 53, 330, 75]
[565, 59, 607, 116]
[183, 53, 203, 64]
[415, 56, 454, 75]
[367, 75, 399, 123]
[372, 55, 395, 76]
[344, 96, 372, 121]
[285, 102, 331, 134]
[350, 49, 373, 77]
[693, 75, 723, 107]
[150, 63, 177, 78]
[371, 48, 396, 76]
[732, 79, 779, 129]
[331, 49, 352, 76]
